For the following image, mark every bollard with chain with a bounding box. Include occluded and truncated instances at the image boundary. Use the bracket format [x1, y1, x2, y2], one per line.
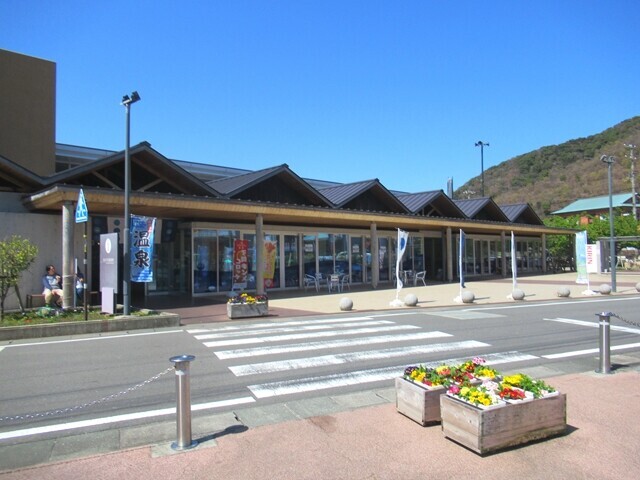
[596, 312, 612, 374]
[170, 354, 198, 450]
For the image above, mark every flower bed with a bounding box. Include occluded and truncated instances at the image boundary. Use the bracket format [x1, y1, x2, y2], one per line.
[226, 293, 269, 319]
[396, 357, 561, 429]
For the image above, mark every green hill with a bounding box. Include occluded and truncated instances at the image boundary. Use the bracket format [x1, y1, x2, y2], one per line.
[454, 116, 640, 217]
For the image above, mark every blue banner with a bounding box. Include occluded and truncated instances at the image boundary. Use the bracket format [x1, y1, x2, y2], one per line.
[130, 215, 156, 282]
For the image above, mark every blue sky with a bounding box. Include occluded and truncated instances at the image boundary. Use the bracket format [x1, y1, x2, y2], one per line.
[2, 1, 639, 194]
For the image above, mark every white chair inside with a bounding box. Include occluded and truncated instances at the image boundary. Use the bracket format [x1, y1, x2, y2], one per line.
[340, 274, 351, 291]
[414, 270, 427, 287]
[329, 274, 341, 292]
[304, 274, 319, 292]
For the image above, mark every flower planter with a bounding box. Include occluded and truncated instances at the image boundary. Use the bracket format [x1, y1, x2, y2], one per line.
[226, 302, 268, 319]
[440, 392, 567, 455]
[395, 377, 446, 426]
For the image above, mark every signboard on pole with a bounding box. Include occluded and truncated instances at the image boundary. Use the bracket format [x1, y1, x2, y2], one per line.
[75, 189, 88, 223]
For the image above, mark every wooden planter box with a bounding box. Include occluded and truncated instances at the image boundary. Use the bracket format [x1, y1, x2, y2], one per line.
[440, 393, 567, 455]
[226, 302, 268, 319]
[395, 377, 447, 425]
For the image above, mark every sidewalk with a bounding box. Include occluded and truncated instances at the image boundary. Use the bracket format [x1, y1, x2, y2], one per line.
[2, 272, 640, 479]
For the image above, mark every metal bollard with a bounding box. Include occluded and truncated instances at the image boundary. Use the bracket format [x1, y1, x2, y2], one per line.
[596, 312, 612, 374]
[170, 354, 198, 450]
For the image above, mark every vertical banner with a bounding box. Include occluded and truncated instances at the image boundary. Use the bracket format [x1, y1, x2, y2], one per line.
[232, 239, 249, 290]
[130, 215, 156, 282]
[511, 231, 518, 289]
[459, 229, 465, 289]
[263, 240, 277, 288]
[395, 229, 409, 298]
[575, 230, 588, 284]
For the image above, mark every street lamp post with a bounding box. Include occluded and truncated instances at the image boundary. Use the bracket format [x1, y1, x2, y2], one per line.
[625, 143, 637, 220]
[121, 91, 141, 316]
[475, 141, 489, 197]
[601, 154, 616, 292]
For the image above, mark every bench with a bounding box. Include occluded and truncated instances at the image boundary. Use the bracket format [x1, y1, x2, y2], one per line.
[27, 292, 100, 308]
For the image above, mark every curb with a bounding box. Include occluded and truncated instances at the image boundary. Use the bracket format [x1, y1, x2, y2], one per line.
[0, 313, 182, 341]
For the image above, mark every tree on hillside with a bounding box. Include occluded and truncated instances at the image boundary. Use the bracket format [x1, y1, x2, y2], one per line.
[0, 236, 38, 320]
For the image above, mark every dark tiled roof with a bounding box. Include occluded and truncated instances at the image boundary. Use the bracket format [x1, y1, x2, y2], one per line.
[0, 154, 45, 191]
[207, 165, 285, 196]
[500, 203, 544, 225]
[319, 179, 409, 213]
[396, 190, 466, 218]
[454, 198, 510, 222]
[43, 142, 219, 197]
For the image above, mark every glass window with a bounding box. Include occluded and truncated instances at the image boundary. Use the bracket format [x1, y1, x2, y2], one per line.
[318, 233, 333, 275]
[379, 237, 390, 281]
[284, 235, 299, 287]
[334, 234, 349, 275]
[304, 235, 316, 276]
[351, 236, 363, 283]
[193, 229, 217, 293]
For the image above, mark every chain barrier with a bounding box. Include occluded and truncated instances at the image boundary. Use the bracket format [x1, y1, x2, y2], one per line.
[609, 312, 640, 329]
[0, 366, 174, 424]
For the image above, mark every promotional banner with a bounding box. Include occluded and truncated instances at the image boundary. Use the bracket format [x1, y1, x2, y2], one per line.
[575, 230, 588, 284]
[511, 231, 518, 289]
[263, 240, 277, 288]
[130, 215, 156, 282]
[232, 239, 249, 290]
[395, 229, 409, 298]
[459, 229, 466, 289]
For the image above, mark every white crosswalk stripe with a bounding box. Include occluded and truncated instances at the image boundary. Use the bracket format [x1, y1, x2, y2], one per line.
[203, 324, 420, 348]
[229, 340, 490, 376]
[193, 319, 394, 341]
[213, 330, 452, 359]
[248, 351, 539, 398]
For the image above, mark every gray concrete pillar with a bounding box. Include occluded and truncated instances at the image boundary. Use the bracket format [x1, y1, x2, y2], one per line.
[542, 234, 547, 273]
[62, 201, 74, 308]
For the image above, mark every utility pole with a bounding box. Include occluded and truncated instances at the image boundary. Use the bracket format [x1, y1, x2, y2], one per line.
[625, 143, 637, 220]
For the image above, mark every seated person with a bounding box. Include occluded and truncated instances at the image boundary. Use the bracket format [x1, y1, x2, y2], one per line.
[75, 271, 85, 305]
[42, 264, 63, 307]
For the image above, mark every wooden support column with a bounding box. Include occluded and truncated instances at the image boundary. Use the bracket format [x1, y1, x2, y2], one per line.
[370, 223, 378, 288]
[446, 227, 453, 282]
[501, 231, 507, 278]
[542, 234, 547, 273]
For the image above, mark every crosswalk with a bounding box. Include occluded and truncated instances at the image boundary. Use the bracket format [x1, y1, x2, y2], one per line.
[187, 314, 538, 400]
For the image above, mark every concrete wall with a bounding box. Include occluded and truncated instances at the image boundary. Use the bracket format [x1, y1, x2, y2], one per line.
[1, 212, 87, 311]
[0, 49, 56, 176]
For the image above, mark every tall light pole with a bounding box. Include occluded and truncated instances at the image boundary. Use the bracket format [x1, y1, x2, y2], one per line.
[121, 91, 141, 315]
[475, 141, 489, 197]
[625, 143, 637, 220]
[601, 154, 616, 292]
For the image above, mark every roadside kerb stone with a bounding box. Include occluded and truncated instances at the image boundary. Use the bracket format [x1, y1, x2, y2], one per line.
[0, 312, 181, 341]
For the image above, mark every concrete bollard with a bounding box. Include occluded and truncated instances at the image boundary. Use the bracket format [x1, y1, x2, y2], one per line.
[596, 313, 612, 374]
[170, 354, 198, 450]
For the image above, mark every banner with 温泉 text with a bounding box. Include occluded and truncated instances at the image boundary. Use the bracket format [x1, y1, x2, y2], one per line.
[232, 239, 249, 290]
[575, 230, 588, 284]
[130, 215, 156, 282]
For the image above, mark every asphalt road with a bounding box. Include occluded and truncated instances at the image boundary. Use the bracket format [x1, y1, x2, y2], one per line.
[2, 295, 640, 447]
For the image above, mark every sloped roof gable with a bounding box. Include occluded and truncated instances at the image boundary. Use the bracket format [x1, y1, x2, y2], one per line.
[500, 203, 544, 225]
[43, 142, 218, 197]
[207, 164, 333, 207]
[454, 198, 510, 222]
[396, 190, 466, 218]
[320, 179, 409, 214]
[0, 154, 45, 192]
